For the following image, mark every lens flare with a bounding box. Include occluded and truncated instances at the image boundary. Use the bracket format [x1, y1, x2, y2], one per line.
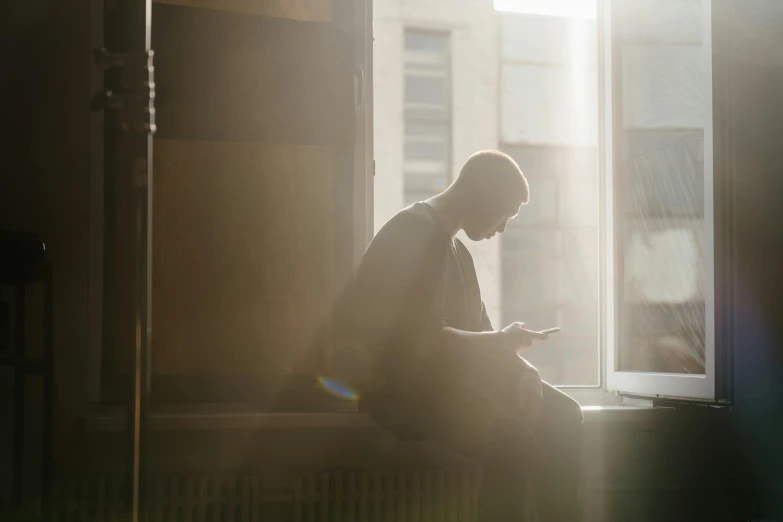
[317, 376, 359, 400]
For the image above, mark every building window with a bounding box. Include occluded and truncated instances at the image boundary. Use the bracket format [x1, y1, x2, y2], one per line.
[403, 30, 451, 207]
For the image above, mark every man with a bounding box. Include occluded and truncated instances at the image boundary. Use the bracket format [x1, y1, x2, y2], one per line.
[321, 150, 583, 521]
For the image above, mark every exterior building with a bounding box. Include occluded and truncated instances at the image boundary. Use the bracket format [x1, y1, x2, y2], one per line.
[373, 0, 600, 384]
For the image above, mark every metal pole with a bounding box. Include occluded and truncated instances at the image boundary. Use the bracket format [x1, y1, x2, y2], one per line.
[12, 283, 26, 506]
[42, 262, 53, 522]
[124, 1, 154, 520]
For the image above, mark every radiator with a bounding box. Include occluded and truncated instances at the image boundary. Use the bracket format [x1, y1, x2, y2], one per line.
[53, 469, 482, 522]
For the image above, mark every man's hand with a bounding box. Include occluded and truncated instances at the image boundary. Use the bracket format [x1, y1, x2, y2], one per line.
[500, 322, 547, 425]
[500, 322, 549, 352]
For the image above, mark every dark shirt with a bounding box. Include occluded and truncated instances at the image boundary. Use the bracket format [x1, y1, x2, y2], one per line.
[326, 202, 494, 433]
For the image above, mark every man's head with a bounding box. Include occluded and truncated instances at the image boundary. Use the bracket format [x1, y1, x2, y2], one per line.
[451, 150, 529, 241]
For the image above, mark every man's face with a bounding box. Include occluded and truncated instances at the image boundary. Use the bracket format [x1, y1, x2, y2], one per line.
[464, 204, 517, 241]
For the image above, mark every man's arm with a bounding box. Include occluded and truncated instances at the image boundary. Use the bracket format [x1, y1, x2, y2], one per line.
[415, 317, 546, 361]
[472, 302, 544, 366]
[441, 323, 547, 357]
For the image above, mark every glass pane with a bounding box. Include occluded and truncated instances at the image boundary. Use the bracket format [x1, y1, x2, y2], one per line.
[406, 121, 450, 138]
[623, 130, 704, 216]
[405, 137, 448, 162]
[616, 0, 708, 374]
[405, 75, 447, 107]
[405, 31, 450, 54]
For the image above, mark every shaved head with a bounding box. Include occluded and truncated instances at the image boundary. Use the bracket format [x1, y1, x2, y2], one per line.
[453, 150, 529, 215]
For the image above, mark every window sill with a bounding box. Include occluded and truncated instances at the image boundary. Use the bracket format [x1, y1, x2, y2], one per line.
[581, 404, 674, 427]
[82, 403, 673, 433]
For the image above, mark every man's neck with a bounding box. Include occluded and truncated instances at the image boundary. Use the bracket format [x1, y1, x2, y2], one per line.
[424, 191, 463, 238]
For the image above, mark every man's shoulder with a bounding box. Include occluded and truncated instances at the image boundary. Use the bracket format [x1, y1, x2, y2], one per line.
[384, 203, 439, 230]
[372, 203, 442, 246]
[351, 204, 446, 287]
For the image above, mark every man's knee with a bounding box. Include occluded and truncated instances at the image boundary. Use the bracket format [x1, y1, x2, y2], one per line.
[561, 391, 584, 425]
[542, 382, 583, 429]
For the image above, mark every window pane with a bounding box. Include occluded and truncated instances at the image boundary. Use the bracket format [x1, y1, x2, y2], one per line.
[616, 0, 708, 375]
[405, 31, 450, 53]
[405, 75, 447, 107]
[623, 130, 704, 216]
[405, 136, 448, 162]
[404, 30, 451, 205]
[406, 121, 450, 138]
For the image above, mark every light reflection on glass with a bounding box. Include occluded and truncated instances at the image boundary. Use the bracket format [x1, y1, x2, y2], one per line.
[616, 0, 707, 375]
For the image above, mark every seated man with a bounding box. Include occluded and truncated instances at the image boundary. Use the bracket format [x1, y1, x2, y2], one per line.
[320, 151, 583, 521]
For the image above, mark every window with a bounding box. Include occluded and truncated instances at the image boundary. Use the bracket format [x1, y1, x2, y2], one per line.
[403, 31, 451, 207]
[602, 0, 730, 402]
[498, 0, 731, 402]
[370, 0, 731, 404]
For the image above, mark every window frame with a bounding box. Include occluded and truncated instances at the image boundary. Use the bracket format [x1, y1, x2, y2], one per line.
[600, 0, 732, 404]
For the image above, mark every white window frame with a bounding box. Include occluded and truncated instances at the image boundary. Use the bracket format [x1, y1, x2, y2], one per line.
[600, 0, 729, 403]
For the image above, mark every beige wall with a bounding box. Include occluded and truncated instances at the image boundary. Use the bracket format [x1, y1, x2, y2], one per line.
[373, 0, 502, 322]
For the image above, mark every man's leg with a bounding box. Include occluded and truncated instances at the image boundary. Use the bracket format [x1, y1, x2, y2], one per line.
[531, 382, 584, 522]
[429, 412, 535, 522]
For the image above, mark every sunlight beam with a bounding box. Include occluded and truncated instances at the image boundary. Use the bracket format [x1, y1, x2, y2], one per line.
[495, 0, 597, 19]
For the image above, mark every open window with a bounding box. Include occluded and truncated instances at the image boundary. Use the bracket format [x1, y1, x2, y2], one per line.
[601, 0, 732, 403]
[497, 0, 732, 404]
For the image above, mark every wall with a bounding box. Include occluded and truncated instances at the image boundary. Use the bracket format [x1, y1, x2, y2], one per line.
[727, 0, 783, 513]
[0, 0, 357, 482]
[0, 0, 94, 484]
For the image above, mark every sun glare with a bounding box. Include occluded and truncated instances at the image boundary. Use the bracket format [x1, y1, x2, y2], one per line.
[494, 0, 597, 19]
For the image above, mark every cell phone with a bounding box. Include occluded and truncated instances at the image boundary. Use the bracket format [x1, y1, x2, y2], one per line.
[539, 327, 561, 335]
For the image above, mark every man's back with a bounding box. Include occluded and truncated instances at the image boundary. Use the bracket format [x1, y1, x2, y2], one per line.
[323, 203, 489, 430]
